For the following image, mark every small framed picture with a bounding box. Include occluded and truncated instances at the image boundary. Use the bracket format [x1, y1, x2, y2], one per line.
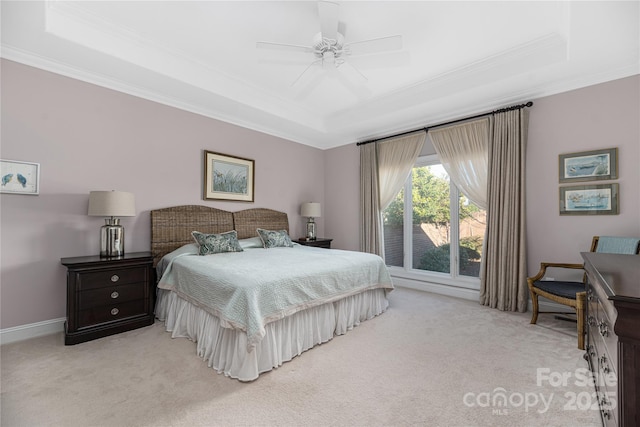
[559, 148, 617, 183]
[0, 159, 40, 195]
[203, 150, 254, 202]
[559, 183, 619, 215]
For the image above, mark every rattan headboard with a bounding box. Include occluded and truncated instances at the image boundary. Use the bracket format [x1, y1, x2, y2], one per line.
[150, 205, 289, 266]
[150, 205, 234, 267]
[234, 208, 289, 239]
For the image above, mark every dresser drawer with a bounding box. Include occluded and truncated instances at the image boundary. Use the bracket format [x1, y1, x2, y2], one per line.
[77, 300, 147, 328]
[596, 358, 618, 427]
[76, 266, 147, 291]
[79, 283, 146, 309]
[589, 281, 619, 374]
[596, 300, 618, 374]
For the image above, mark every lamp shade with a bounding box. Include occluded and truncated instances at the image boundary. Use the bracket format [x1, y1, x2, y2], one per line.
[88, 191, 136, 217]
[301, 202, 321, 218]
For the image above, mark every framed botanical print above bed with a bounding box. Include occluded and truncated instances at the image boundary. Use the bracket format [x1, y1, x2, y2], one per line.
[203, 150, 255, 202]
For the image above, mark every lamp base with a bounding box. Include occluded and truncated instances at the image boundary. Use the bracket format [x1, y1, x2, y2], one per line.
[100, 218, 125, 257]
[306, 218, 317, 240]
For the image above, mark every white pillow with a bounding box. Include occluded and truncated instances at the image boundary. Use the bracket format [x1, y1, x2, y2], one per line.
[239, 236, 264, 249]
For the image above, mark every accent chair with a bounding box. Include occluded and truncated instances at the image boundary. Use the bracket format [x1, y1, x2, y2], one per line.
[527, 236, 640, 350]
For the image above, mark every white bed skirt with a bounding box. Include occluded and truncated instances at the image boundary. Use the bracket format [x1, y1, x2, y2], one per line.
[155, 288, 389, 381]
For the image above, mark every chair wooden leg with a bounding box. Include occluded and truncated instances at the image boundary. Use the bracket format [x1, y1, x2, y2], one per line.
[530, 290, 539, 324]
[576, 292, 586, 350]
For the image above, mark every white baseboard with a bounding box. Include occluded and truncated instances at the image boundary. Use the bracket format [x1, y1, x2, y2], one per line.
[0, 317, 65, 345]
[393, 276, 575, 315]
[393, 276, 480, 301]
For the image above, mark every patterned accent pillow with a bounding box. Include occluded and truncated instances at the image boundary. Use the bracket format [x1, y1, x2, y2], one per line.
[191, 230, 244, 255]
[257, 228, 293, 248]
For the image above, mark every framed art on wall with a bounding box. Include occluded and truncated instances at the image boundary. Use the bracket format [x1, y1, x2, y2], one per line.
[0, 159, 40, 195]
[558, 147, 617, 183]
[559, 183, 619, 215]
[203, 150, 254, 202]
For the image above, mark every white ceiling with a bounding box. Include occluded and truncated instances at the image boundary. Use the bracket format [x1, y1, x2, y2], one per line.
[2, 1, 639, 150]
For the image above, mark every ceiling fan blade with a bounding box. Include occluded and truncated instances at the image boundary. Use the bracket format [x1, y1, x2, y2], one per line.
[293, 71, 325, 101]
[348, 51, 412, 69]
[318, 1, 339, 41]
[259, 58, 316, 67]
[333, 65, 372, 100]
[346, 35, 403, 56]
[256, 41, 314, 54]
[342, 61, 368, 83]
[292, 59, 323, 87]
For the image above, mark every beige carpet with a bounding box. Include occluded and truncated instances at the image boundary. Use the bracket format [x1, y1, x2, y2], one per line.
[1, 287, 601, 427]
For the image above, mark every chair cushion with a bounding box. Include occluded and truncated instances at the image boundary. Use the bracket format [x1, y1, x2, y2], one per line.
[533, 280, 585, 299]
[596, 236, 640, 254]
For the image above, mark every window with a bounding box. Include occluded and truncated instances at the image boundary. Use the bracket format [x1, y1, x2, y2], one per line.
[382, 155, 486, 282]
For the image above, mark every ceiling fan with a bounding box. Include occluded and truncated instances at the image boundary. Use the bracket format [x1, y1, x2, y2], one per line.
[256, 1, 403, 87]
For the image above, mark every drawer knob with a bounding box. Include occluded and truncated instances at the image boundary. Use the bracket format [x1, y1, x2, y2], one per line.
[110, 291, 119, 299]
[110, 274, 120, 282]
[110, 308, 119, 316]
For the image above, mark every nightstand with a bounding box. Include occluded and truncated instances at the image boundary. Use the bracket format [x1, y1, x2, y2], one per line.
[295, 238, 333, 249]
[61, 252, 155, 345]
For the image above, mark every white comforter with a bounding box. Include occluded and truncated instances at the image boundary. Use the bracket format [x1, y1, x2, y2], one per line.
[157, 244, 393, 350]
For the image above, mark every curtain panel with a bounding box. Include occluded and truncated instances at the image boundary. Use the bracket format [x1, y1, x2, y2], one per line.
[360, 143, 382, 255]
[359, 131, 426, 256]
[429, 118, 490, 209]
[480, 109, 529, 312]
[378, 132, 427, 210]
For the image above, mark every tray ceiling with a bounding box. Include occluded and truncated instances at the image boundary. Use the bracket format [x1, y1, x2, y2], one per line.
[2, 1, 638, 149]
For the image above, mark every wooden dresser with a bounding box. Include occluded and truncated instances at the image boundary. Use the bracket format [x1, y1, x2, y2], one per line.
[582, 252, 640, 427]
[62, 252, 155, 345]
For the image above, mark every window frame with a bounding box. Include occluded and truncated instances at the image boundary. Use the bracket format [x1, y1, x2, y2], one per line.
[385, 154, 481, 291]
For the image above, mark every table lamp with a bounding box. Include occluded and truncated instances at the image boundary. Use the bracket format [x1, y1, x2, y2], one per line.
[88, 190, 135, 257]
[300, 202, 321, 240]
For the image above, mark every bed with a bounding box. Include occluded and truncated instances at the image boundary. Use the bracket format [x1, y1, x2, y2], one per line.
[151, 205, 393, 381]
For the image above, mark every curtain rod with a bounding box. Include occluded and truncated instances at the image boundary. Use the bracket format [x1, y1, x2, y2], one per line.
[355, 101, 533, 146]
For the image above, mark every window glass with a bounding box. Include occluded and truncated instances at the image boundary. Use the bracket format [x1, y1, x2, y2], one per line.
[412, 165, 451, 273]
[382, 188, 404, 267]
[382, 157, 485, 279]
[458, 196, 485, 277]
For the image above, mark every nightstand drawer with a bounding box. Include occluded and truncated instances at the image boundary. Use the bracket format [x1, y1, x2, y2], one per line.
[77, 267, 147, 290]
[79, 283, 146, 309]
[77, 300, 147, 328]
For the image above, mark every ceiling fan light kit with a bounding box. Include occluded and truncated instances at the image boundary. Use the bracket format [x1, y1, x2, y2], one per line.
[313, 32, 346, 66]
